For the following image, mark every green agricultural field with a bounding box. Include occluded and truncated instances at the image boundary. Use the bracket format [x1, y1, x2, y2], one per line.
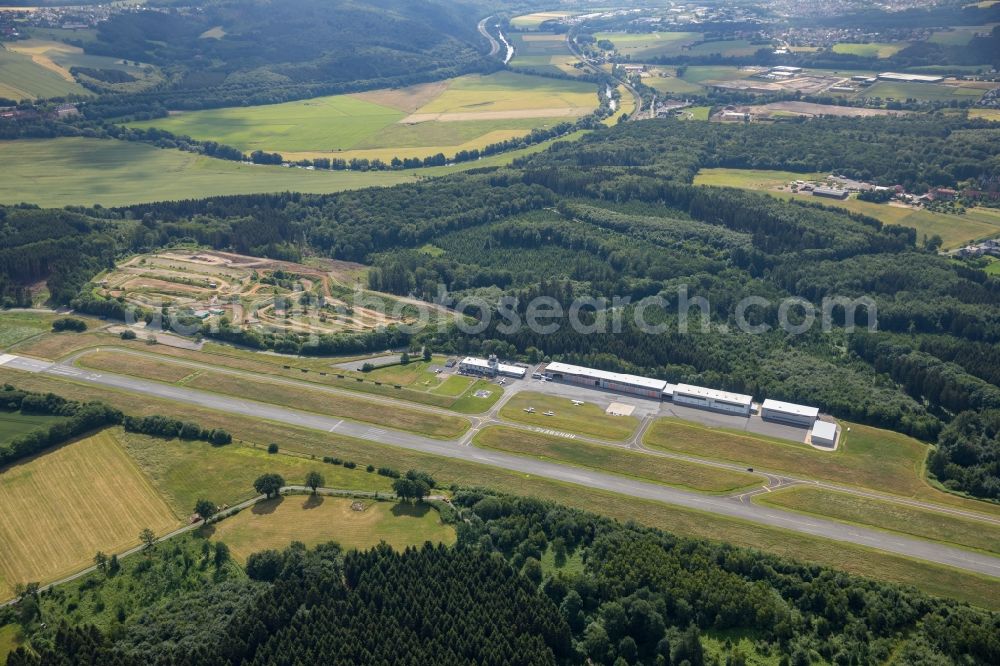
[756, 486, 1000, 554]
[499, 392, 638, 440]
[0, 410, 65, 444]
[684, 39, 761, 58]
[644, 419, 1000, 518]
[928, 26, 989, 46]
[644, 70, 705, 95]
[206, 496, 455, 562]
[692, 167, 1000, 248]
[832, 42, 909, 58]
[593, 31, 702, 59]
[132, 95, 406, 153]
[474, 426, 761, 494]
[970, 108, 1000, 122]
[0, 135, 576, 208]
[678, 65, 748, 84]
[0, 310, 57, 348]
[129, 72, 597, 162]
[0, 45, 86, 100]
[508, 32, 573, 57]
[3, 366, 999, 609]
[859, 81, 986, 102]
[120, 431, 392, 516]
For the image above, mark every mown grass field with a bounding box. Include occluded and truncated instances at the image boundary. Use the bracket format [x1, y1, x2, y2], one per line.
[593, 31, 703, 59]
[130, 72, 596, 162]
[0, 44, 86, 100]
[645, 419, 1000, 518]
[756, 486, 1000, 554]
[693, 167, 1000, 248]
[0, 129, 584, 208]
[498, 392, 638, 440]
[474, 426, 761, 493]
[0, 624, 22, 662]
[0, 410, 64, 443]
[120, 430, 393, 515]
[832, 42, 909, 58]
[2, 366, 998, 608]
[0, 430, 178, 599]
[969, 108, 1000, 122]
[206, 496, 455, 562]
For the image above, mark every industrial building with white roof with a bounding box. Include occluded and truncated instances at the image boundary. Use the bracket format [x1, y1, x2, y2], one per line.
[761, 399, 820, 427]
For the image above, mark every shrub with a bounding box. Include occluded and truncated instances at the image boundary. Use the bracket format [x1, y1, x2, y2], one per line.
[267, 442, 279, 454]
[52, 317, 87, 332]
[120, 329, 137, 340]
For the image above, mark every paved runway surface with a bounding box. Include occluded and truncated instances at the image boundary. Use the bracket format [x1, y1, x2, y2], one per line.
[2, 353, 999, 579]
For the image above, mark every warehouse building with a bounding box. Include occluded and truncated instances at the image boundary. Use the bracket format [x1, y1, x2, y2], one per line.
[543, 361, 667, 399]
[760, 399, 819, 427]
[459, 355, 526, 379]
[672, 384, 753, 416]
[812, 186, 849, 200]
[811, 420, 838, 447]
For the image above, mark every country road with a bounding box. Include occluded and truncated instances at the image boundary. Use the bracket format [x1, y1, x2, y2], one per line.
[478, 16, 500, 58]
[3, 351, 1000, 579]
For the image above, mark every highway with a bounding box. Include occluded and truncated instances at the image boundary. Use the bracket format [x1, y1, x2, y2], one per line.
[3, 352, 999, 579]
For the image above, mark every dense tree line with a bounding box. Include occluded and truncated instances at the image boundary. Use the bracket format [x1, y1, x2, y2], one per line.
[9, 492, 999, 664]
[929, 410, 1000, 500]
[0, 387, 122, 467]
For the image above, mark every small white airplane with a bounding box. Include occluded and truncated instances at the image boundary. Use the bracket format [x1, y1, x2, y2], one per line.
[523, 407, 536, 413]
[543, 411, 555, 416]
[571, 400, 584, 406]
[498, 378, 506, 385]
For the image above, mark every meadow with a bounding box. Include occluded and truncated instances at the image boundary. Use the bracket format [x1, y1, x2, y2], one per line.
[129, 72, 597, 162]
[0, 430, 178, 599]
[3, 366, 998, 609]
[498, 391, 639, 440]
[473, 426, 761, 494]
[0, 310, 57, 348]
[832, 42, 909, 58]
[121, 430, 393, 516]
[757, 486, 1000, 554]
[205, 496, 455, 562]
[0, 134, 572, 208]
[693, 167, 1000, 248]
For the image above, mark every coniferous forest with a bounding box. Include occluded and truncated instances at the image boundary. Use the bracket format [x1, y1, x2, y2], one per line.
[6, 493, 998, 665]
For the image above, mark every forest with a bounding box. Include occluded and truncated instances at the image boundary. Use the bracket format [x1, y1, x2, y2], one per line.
[2, 115, 999, 498]
[6, 491, 998, 665]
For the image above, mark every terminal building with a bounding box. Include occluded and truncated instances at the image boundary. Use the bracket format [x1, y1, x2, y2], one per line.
[810, 420, 838, 447]
[760, 399, 819, 427]
[671, 384, 753, 417]
[542, 362, 667, 399]
[459, 355, 526, 379]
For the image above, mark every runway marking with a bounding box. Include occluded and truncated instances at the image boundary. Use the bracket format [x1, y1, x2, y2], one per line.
[532, 427, 576, 439]
[0, 354, 16, 366]
[328, 420, 343, 432]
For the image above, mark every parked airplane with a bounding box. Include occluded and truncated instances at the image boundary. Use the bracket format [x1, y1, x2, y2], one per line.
[523, 407, 535, 413]
[571, 400, 584, 406]
[543, 411, 555, 416]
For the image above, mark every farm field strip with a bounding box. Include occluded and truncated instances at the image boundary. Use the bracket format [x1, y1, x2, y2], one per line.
[2, 366, 999, 608]
[0, 430, 178, 599]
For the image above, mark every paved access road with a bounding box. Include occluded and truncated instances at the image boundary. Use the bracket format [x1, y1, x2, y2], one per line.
[3, 353, 999, 579]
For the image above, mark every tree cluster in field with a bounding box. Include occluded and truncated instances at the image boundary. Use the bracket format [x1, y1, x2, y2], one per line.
[123, 415, 232, 446]
[8, 491, 999, 665]
[51, 317, 87, 332]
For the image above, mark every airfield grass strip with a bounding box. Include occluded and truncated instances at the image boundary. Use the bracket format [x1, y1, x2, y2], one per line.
[474, 425, 760, 494]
